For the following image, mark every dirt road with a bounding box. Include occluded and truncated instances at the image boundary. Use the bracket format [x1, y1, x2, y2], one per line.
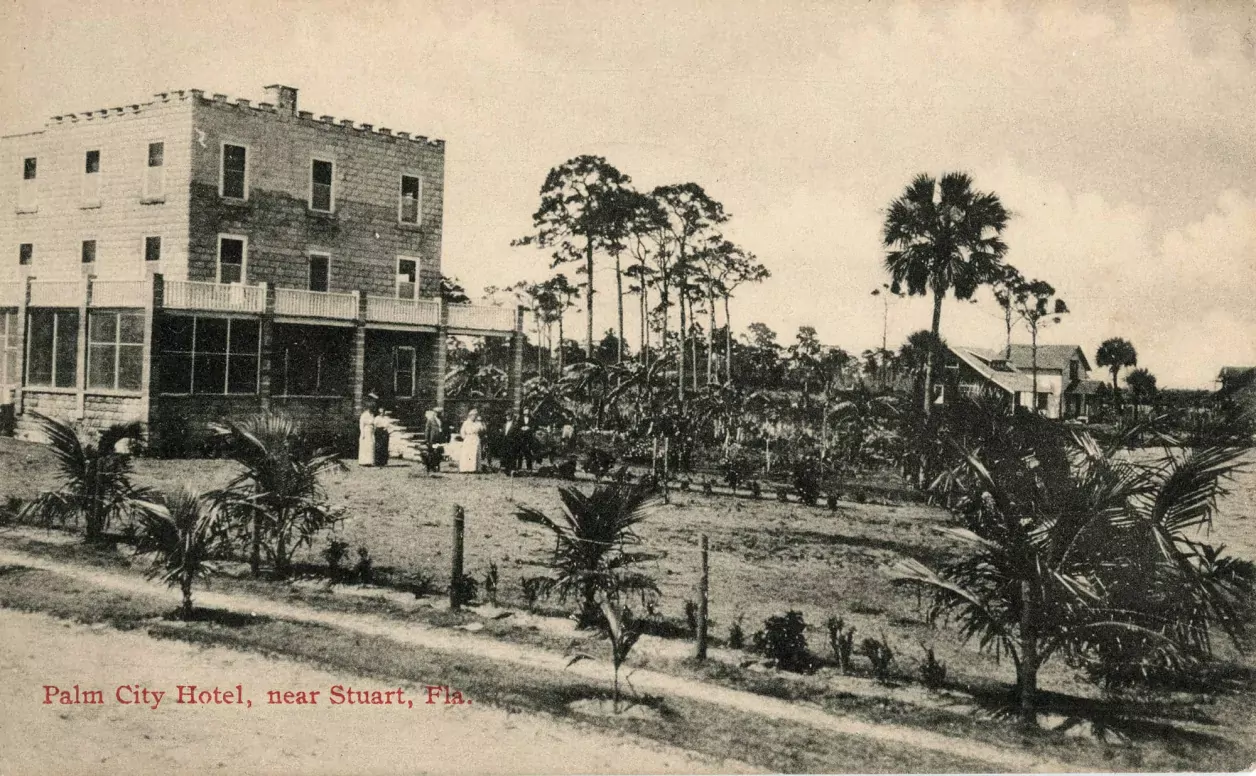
[0, 608, 752, 775]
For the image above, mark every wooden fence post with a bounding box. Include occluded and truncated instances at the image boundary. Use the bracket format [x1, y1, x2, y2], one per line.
[450, 504, 465, 610]
[697, 533, 709, 661]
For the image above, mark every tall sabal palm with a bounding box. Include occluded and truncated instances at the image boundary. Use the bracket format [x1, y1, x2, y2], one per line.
[1096, 337, 1138, 412]
[20, 412, 148, 542]
[1125, 367, 1157, 422]
[515, 471, 661, 627]
[894, 405, 1255, 725]
[883, 173, 1010, 417]
[211, 413, 343, 579]
[134, 488, 225, 620]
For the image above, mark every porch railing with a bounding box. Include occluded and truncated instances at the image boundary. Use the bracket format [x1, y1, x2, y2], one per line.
[447, 303, 516, 333]
[365, 295, 440, 327]
[90, 279, 149, 308]
[275, 288, 358, 321]
[28, 280, 84, 308]
[164, 280, 265, 313]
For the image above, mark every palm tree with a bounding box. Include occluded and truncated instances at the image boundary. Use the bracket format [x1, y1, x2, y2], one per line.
[829, 384, 898, 468]
[515, 471, 661, 627]
[1096, 337, 1138, 413]
[134, 488, 225, 620]
[20, 412, 149, 542]
[1125, 367, 1157, 422]
[894, 405, 1255, 725]
[211, 413, 343, 579]
[882, 173, 1011, 417]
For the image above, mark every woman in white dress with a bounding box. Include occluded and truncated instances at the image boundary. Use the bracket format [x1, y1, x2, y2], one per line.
[457, 409, 486, 473]
[357, 404, 377, 466]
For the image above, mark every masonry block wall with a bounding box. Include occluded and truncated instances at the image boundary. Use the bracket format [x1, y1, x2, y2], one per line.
[1, 96, 194, 283]
[186, 96, 445, 297]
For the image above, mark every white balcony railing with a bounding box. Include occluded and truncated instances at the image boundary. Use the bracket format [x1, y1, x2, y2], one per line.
[275, 288, 358, 321]
[164, 280, 265, 313]
[90, 279, 149, 308]
[29, 280, 84, 308]
[0, 282, 23, 307]
[365, 295, 440, 327]
[447, 303, 517, 333]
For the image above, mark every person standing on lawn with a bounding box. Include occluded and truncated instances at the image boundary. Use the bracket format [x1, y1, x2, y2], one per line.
[457, 409, 486, 473]
[518, 410, 536, 471]
[358, 394, 379, 466]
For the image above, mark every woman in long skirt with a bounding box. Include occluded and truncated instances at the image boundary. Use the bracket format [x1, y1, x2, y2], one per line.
[457, 409, 486, 473]
[357, 406, 376, 465]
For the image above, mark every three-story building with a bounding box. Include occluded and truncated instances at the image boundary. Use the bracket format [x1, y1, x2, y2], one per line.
[1, 84, 521, 452]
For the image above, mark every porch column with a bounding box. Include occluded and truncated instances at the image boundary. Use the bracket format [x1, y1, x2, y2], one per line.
[433, 298, 447, 408]
[13, 275, 30, 414]
[75, 277, 90, 420]
[258, 282, 274, 412]
[510, 305, 525, 414]
[351, 291, 366, 415]
[139, 273, 162, 433]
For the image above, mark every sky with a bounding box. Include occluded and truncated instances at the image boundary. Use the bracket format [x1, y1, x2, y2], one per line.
[2, 0, 1253, 388]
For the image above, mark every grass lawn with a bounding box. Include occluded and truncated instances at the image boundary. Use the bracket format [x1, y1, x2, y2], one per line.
[4, 435, 1256, 770]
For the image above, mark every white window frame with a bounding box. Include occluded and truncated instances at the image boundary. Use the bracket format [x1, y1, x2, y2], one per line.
[86, 310, 145, 393]
[308, 156, 335, 213]
[394, 345, 416, 398]
[398, 172, 422, 224]
[219, 141, 250, 201]
[81, 148, 102, 207]
[143, 140, 166, 201]
[18, 155, 38, 212]
[307, 251, 331, 292]
[216, 234, 248, 284]
[142, 235, 162, 263]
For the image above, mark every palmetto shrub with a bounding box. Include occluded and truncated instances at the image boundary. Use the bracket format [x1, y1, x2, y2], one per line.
[211, 413, 344, 579]
[133, 488, 226, 620]
[515, 469, 661, 627]
[20, 412, 149, 541]
[894, 402, 1256, 723]
[752, 610, 813, 673]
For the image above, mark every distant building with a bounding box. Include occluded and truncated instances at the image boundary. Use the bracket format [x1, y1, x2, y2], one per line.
[1, 84, 521, 451]
[942, 344, 1102, 420]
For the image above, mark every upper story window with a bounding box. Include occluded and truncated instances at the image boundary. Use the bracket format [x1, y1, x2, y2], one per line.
[1069, 360, 1080, 381]
[19, 244, 33, 266]
[18, 157, 38, 212]
[82, 150, 102, 206]
[144, 142, 165, 200]
[220, 143, 248, 200]
[217, 235, 246, 284]
[399, 175, 421, 224]
[81, 239, 97, 265]
[310, 159, 334, 213]
[308, 253, 330, 292]
[144, 236, 162, 263]
[396, 257, 417, 300]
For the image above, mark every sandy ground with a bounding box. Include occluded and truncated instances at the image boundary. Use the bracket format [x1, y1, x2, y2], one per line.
[0, 608, 753, 776]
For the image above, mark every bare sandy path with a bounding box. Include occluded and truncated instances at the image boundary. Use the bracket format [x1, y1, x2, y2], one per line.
[0, 608, 754, 776]
[0, 546, 1075, 773]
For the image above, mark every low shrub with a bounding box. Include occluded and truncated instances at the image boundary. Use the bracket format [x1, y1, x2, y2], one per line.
[919, 644, 947, 690]
[679, 479, 691, 492]
[583, 449, 617, 479]
[792, 457, 822, 506]
[702, 480, 714, 496]
[684, 599, 700, 636]
[826, 494, 839, 511]
[322, 538, 351, 580]
[776, 487, 790, 502]
[452, 573, 479, 607]
[353, 547, 373, 585]
[752, 610, 813, 673]
[483, 561, 500, 606]
[403, 572, 437, 598]
[749, 481, 762, 498]
[825, 615, 856, 672]
[859, 634, 895, 683]
[727, 614, 746, 650]
[521, 576, 548, 610]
